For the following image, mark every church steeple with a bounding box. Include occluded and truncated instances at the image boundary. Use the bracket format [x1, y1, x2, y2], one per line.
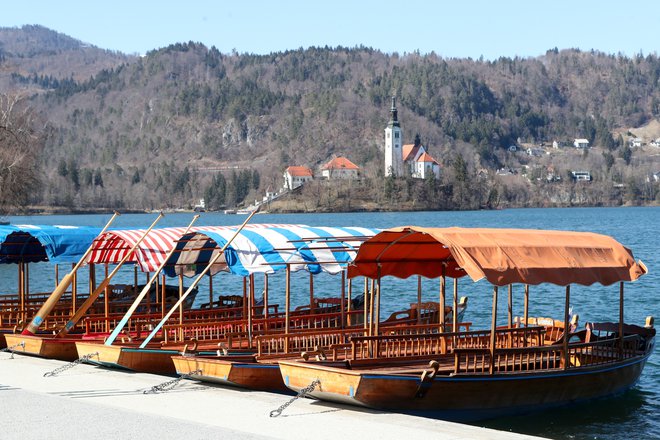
[384, 96, 403, 177]
[389, 96, 400, 127]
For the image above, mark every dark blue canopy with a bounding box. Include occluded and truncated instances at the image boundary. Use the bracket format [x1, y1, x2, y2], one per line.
[0, 224, 102, 264]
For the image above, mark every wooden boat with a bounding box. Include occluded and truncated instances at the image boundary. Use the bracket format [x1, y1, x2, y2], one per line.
[77, 223, 382, 374]
[0, 224, 109, 347]
[277, 226, 655, 421]
[170, 298, 469, 391]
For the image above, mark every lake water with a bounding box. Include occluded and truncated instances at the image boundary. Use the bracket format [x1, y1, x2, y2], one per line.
[2, 207, 658, 440]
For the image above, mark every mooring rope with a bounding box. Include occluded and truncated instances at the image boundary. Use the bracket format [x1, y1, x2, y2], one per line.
[43, 352, 99, 377]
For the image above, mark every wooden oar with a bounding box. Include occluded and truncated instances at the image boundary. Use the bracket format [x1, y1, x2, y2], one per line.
[56, 213, 164, 337]
[139, 209, 258, 348]
[22, 212, 120, 336]
[105, 215, 200, 346]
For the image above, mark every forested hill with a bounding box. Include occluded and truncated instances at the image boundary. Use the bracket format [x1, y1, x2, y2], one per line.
[1, 25, 659, 212]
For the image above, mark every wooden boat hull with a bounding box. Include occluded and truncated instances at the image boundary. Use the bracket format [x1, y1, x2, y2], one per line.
[3, 333, 82, 361]
[279, 354, 651, 421]
[75, 341, 179, 375]
[171, 355, 288, 392]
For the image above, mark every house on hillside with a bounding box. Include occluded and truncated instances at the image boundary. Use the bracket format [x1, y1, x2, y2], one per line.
[283, 166, 313, 190]
[650, 138, 660, 148]
[526, 147, 545, 157]
[629, 138, 643, 148]
[321, 156, 360, 180]
[573, 139, 590, 149]
[571, 170, 592, 181]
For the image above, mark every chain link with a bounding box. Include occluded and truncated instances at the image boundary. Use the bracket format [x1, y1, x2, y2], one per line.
[143, 369, 202, 394]
[0, 341, 25, 359]
[269, 378, 320, 417]
[43, 352, 99, 377]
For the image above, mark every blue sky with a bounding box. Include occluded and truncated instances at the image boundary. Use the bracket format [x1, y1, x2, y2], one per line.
[2, 1, 658, 59]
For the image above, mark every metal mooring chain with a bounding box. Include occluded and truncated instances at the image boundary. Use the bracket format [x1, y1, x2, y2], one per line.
[43, 352, 99, 377]
[0, 341, 25, 359]
[143, 369, 202, 394]
[269, 378, 320, 418]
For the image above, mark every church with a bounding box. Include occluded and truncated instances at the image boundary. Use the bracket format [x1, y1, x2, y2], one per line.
[384, 97, 441, 179]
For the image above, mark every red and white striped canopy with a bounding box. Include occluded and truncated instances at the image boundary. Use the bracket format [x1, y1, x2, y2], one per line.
[86, 224, 298, 273]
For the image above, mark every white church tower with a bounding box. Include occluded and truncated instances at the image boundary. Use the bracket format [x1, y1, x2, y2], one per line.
[384, 96, 404, 177]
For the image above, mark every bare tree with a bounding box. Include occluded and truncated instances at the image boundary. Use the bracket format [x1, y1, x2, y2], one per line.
[0, 93, 44, 215]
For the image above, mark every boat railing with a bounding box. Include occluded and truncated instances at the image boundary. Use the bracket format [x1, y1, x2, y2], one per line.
[347, 326, 546, 360]
[80, 305, 256, 335]
[452, 334, 645, 375]
[161, 309, 366, 344]
[253, 322, 474, 358]
[1, 304, 93, 331]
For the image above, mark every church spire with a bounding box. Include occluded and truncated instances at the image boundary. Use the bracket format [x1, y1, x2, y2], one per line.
[388, 96, 400, 127]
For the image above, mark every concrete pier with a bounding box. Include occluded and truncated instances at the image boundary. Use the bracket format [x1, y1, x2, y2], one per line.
[0, 353, 546, 440]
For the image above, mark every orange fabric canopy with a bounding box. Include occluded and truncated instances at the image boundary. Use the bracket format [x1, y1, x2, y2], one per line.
[347, 226, 646, 286]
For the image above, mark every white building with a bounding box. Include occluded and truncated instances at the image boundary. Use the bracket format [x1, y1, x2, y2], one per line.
[321, 157, 360, 180]
[384, 97, 404, 177]
[385, 97, 440, 179]
[571, 170, 592, 181]
[402, 143, 440, 179]
[283, 166, 313, 190]
[574, 138, 590, 149]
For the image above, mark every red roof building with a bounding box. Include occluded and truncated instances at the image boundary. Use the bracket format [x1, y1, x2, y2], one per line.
[321, 157, 360, 180]
[283, 166, 314, 189]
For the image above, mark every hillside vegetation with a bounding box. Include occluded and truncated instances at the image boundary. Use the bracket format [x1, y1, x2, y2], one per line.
[1, 25, 659, 213]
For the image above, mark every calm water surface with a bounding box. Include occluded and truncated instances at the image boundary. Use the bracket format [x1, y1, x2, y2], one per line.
[3, 207, 658, 440]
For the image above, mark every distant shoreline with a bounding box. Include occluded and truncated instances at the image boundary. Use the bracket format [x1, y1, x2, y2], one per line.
[10, 202, 658, 217]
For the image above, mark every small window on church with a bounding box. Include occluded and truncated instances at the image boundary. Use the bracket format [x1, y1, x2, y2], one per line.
[395, 132, 399, 139]
[387, 133, 390, 139]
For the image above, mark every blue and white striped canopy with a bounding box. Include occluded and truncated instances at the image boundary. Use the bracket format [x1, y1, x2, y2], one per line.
[0, 224, 102, 264]
[164, 224, 380, 277]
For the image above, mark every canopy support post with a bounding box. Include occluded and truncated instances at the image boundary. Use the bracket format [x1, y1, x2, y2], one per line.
[375, 267, 381, 336]
[208, 272, 213, 308]
[249, 273, 255, 319]
[134, 265, 138, 295]
[248, 273, 253, 349]
[417, 276, 422, 325]
[524, 284, 529, 327]
[619, 282, 625, 359]
[563, 285, 570, 370]
[508, 284, 513, 329]
[309, 272, 314, 313]
[263, 273, 269, 335]
[363, 278, 369, 334]
[368, 279, 375, 337]
[284, 264, 291, 352]
[25, 264, 30, 318]
[18, 263, 24, 326]
[340, 271, 346, 329]
[347, 277, 353, 327]
[145, 272, 151, 312]
[72, 264, 78, 316]
[242, 277, 247, 319]
[439, 267, 446, 332]
[103, 263, 108, 329]
[161, 274, 166, 319]
[452, 278, 458, 333]
[178, 273, 184, 341]
[489, 286, 498, 374]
